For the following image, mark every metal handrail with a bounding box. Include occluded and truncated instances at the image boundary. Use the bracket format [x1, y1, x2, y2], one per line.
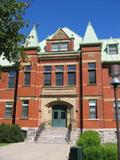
[34, 122, 45, 142]
[65, 123, 72, 144]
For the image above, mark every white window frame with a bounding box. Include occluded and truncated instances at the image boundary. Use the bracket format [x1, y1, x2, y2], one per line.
[107, 44, 118, 54]
[51, 42, 68, 51]
[60, 42, 68, 51]
[5, 102, 13, 118]
[22, 100, 29, 119]
[89, 99, 97, 119]
[51, 43, 59, 51]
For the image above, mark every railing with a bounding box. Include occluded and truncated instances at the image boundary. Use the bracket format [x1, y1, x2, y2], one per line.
[34, 122, 45, 142]
[65, 123, 72, 144]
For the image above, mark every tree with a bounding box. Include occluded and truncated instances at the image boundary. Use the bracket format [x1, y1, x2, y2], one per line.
[0, 0, 31, 63]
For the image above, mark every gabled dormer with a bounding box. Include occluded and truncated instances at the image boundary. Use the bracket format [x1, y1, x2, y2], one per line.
[45, 28, 75, 52]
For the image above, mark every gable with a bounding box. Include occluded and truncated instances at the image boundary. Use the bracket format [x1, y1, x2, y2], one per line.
[51, 29, 69, 40]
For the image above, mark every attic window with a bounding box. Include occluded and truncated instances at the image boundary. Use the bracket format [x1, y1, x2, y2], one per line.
[107, 44, 118, 54]
[51, 42, 68, 51]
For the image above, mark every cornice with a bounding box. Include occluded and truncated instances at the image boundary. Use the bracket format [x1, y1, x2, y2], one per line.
[39, 51, 80, 60]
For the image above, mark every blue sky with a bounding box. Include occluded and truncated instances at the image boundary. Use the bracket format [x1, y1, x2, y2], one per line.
[23, 0, 120, 41]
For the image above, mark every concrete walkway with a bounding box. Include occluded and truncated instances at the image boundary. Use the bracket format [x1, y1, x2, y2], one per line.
[0, 142, 72, 160]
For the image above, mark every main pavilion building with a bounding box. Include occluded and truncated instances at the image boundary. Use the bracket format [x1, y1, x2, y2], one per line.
[0, 23, 120, 143]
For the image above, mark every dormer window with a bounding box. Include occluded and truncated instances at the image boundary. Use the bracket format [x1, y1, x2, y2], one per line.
[51, 42, 68, 51]
[107, 44, 118, 54]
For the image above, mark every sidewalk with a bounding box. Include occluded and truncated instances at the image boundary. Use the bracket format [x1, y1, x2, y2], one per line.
[0, 142, 72, 160]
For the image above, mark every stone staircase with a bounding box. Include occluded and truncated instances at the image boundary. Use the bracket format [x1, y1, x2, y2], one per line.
[36, 127, 80, 144]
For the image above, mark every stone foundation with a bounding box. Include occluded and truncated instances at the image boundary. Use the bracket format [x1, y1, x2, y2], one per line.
[22, 127, 37, 143]
[23, 127, 117, 144]
[83, 128, 117, 144]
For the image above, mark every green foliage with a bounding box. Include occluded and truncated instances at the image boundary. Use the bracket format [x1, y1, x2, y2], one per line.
[76, 130, 100, 148]
[83, 146, 105, 160]
[76, 131, 117, 160]
[0, 0, 31, 62]
[0, 123, 24, 143]
[83, 145, 117, 160]
[103, 143, 117, 160]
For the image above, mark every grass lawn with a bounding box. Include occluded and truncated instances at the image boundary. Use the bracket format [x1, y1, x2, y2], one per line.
[0, 143, 9, 147]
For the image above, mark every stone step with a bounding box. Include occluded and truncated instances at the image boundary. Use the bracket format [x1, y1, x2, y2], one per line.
[26, 127, 80, 144]
[36, 127, 79, 144]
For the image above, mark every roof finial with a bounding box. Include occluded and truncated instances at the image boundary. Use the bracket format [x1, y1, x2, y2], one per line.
[32, 23, 39, 29]
[88, 21, 92, 26]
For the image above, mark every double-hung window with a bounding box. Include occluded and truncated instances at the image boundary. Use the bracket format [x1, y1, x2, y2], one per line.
[89, 99, 97, 119]
[108, 44, 118, 54]
[22, 100, 29, 119]
[55, 66, 63, 86]
[88, 63, 96, 84]
[8, 71, 16, 88]
[68, 65, 76, 85]
[60, 43, 68, 51]
[24, 65, 31, 86]
[44, 66, 51, 86]
[51, 42, 68, 51]
[5, 102, 13, 118]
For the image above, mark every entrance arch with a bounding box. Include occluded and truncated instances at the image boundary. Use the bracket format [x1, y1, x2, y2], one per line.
[46, 100, 73, 128]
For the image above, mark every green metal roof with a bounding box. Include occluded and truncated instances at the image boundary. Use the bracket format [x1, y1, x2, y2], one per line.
[1, 24, 120, 66]
[82, 22, 98, 43]
[24, 25, 39, 49]
[100, 38, 120, 62]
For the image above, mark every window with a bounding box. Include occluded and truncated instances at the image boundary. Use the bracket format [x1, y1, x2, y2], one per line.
[5, 102, 13, 118]
[60, 43, 68, 51]
[44, 66, 51, 72]
[51, 42, 68, 51]
[22, 100, 29, 119]
[55, 66, 63, 86]
[44, 66, 51, 86]
[24, 65, 31, 86]
[89, 100, 97, 119]
[68, 65, 76, 85]
[8, 71, 16, 88]
[52, 43, 59, 51]
[68, 65, 76, 71]
[113, 101, 120, 119]
[88, 63, 96, 84]
[108, 44, 118, 54]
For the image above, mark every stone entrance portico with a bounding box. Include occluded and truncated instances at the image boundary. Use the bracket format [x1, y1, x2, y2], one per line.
[40, 96, 77, 128]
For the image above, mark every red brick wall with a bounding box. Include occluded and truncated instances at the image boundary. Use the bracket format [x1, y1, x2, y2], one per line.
[0, 44, 119, 130]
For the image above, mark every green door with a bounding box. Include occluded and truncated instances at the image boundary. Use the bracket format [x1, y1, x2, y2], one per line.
[52, 106, 67, 127]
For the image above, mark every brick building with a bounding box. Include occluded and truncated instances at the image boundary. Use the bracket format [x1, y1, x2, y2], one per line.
[0, 22, 120, 143]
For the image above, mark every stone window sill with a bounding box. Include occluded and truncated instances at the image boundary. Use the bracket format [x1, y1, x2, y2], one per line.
[4, 117, 12, 119]
[87, 119, 100, 121]
[87, 83, 97, 86]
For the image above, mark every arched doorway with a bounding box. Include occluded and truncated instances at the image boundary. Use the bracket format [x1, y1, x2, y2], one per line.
[45, 100, 74, 128]
[52, 105, 67, 127]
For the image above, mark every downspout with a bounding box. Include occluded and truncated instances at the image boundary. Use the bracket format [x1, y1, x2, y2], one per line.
[12, 65, 19, 124]
[80, 49, 83, 134]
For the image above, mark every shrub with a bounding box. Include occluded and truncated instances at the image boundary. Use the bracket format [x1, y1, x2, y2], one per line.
[76, 131, 117, 160]
[0, 123, 24, 143]
[76, 130, 100, 148]
[83, 146, 105, 160]
[103, 143, 117, 160]
[0, 123, 12, 143]
[83, 145, 117, 160]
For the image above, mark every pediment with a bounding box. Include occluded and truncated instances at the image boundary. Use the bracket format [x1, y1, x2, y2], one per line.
[51, 29, 69, 40]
